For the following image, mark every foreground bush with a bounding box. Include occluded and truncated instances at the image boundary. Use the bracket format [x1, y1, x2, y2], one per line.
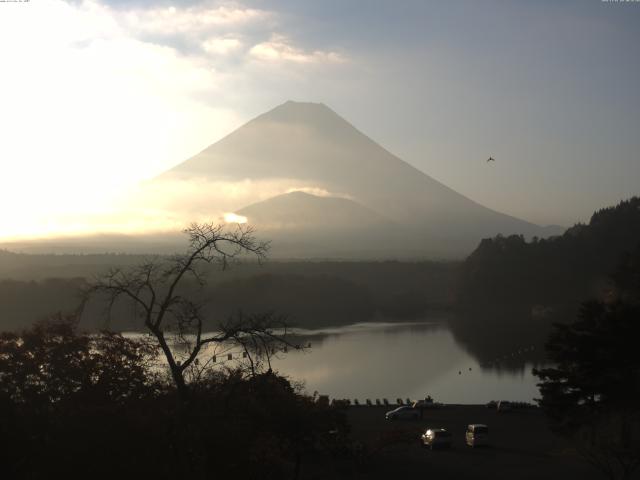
[0, 317, 349, 479]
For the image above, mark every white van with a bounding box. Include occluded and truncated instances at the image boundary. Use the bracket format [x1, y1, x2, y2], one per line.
[465, 424, 489, 447]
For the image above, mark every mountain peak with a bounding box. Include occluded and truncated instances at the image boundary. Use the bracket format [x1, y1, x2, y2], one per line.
[242, 100, 373, 150]
[252, 100, 349, 130]
[282, 100, 328, 108]
[161, 101, 556, 257]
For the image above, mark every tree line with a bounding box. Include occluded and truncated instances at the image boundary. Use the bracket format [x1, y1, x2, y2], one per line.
[452, 197, 640, 362]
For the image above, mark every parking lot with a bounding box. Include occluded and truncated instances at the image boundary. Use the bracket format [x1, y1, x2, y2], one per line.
[341, 405, 602, 479]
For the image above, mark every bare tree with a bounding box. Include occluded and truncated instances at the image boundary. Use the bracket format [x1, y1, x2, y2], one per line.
[83, 222, 300, 398]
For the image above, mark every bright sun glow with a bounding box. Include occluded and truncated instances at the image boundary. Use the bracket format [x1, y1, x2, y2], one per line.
[0, 0, 350, 241]
[0, 0, 241, 241]
[223, 213, 248, 224]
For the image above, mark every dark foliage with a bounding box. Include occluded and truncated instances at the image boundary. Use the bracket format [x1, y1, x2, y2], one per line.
[458, 197, 640, 309]
[0, 317, 349, 479]
[534, 248, 640, 480]
[0, 314, 159, 406]
[0, 316, 162, 478]
[453, 197, 640, 361]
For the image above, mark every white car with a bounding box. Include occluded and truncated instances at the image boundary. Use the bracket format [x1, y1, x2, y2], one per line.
[465, 424, 489, 447]
[385, 405, 420, 421]
[421, 428, 452, 449]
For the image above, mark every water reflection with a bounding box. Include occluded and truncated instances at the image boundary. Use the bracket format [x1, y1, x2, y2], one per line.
[129, 321, 543, 404]
[272, 321, 542, 404]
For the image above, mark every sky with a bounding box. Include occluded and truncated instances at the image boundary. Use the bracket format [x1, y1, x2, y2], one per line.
[1, 0, 639, 240]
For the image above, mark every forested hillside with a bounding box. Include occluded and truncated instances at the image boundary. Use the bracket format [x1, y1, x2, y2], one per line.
[0, 260, 457, 331]
[452, 197, 640, 361]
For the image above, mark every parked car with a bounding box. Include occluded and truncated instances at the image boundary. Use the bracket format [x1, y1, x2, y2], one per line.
[465, 424, 489, 447]
[412, 397, 439, 409]
[421, 428, 452, 449]
[385, 405, 420, 421]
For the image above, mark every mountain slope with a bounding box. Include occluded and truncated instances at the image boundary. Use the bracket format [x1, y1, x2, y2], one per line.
[164, 101, 560, 256]
[232, 191, 407, 259]
[236, 191, 392, 230]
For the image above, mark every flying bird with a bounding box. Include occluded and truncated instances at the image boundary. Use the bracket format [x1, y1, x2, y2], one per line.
[487, 156, 495, 163]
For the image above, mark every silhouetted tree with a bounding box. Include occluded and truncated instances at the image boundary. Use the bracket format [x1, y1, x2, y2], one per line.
[0, 314, 159, 407]
[0, 316, 349, 479]
[534, 247, 640, 480]
[83, 223, 300, 398]
[0, 315, 165, 478]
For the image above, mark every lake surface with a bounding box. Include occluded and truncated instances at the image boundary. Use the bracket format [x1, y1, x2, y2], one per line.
[190, 321, 542, 405]
[270, 321, 541, 404]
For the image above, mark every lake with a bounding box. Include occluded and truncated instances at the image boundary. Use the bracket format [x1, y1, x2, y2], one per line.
[181, 320, 543, 405]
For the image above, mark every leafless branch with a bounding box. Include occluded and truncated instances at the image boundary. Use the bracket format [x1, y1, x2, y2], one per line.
[82, 222, 289, 398]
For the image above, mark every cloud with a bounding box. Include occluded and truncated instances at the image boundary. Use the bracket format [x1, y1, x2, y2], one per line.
[202, 36, 243, 55]
[249, 34, 346, 64]
[97, 177, 356, 235]
[115, 5, 346, 65]
[285, 187, 353, 200]
[131, 177, 334, 216]
[121, 4, 268, 37]
[0, 0, 246, 240]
